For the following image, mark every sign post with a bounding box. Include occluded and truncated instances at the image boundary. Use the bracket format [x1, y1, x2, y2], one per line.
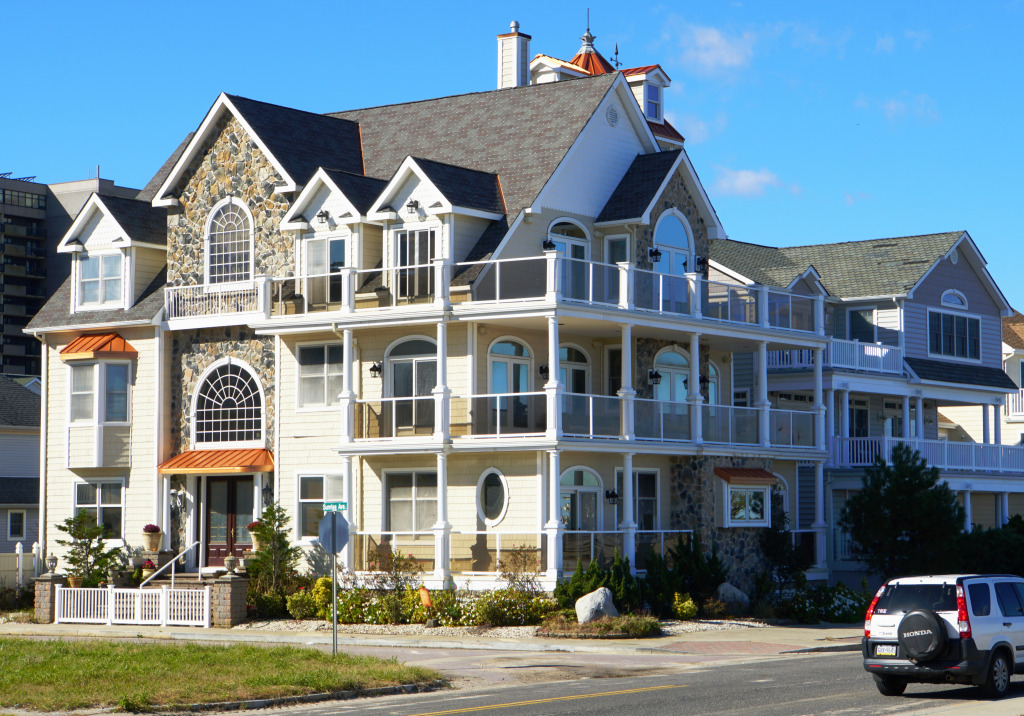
[318, 507, 349, 656]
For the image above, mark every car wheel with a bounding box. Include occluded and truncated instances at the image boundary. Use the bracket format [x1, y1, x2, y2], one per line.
[873, 676, 908, 696]
[897, 609, 947, 662]
[981, 650, 1011, 699]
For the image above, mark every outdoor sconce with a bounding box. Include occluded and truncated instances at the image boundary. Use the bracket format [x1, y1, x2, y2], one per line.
[405, 199, 420, 215]
[316, 209, 329, 224]
[605, 489, 619, 506]
[46, 553, 58, 574]
[695, 255, 708, 272]
[648, 369, 662, 386]
[648, 247, 663, 263]
[538, 364, 549, 378]
[369, 362, 383, 379]
[262, 482, 273, 508]
[542, 238, 557, 251]
[700, 375, 710, 392]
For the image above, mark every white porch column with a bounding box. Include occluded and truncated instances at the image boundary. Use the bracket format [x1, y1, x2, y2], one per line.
[545, 317, 562, 440]
[963, 490, 973, 532]
[433, 258, 451, 310]
[339, 329, 355, 442]
[1002, 492, 1011, 526]
[689, 333, 702, 444]
[545, 450, 563, 578]
[813, 461, 827, 567]
[544, 249, 562, 302]
[433, 452, 450, 583]
[840, 390, 850, 439]
[825, 389, 835, 462]
[915, 396, 924, 439]
[757, 341, 770, 447]
[982, 404, 991, 445]
[620, 452, 636, 573]
[995, 403, 1003, 444]
[341, 455, 355, 571]
[618, 325, 635, 440]
[902, 396, 911, 439]
[433, 321, 450, 440]
[813, 348, 825, 450]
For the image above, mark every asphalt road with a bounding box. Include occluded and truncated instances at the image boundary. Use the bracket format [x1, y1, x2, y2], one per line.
[255, 651, 1024, 716]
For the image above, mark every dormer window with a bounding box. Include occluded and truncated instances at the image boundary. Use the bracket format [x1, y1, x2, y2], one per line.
[78, 253, 122, 308]
[206, 199, 253, 285]
[646, 84, 662, 122]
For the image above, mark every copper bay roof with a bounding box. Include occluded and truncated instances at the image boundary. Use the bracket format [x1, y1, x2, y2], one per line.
[158, 449, 274, 475]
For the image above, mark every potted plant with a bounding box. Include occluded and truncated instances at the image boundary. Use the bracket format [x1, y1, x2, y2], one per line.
[140, 559, 157, 581]
[247, 520, 263, 551]
[142, 523, 162, 551]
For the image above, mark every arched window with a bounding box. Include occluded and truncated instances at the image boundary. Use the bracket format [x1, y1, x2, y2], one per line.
[654, 349, 689, 402]
[653, 211, 691, 276]
[941, 289, 968, 309]
[559, 345, 589, 394]
[548, 220, 590, 301]
[194, 361, 263, 445]
[206, 199, 253, 285]
[560, 467, 603, 530]
[489, 339, 532, 432]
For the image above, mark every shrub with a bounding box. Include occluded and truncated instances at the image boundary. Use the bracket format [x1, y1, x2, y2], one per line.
[672, 592, 698, 620]
[670, 533, 728, 615]
[607, 551, 641, 613]
[335, 587, 371, 624]
[497, 545, 542, 593]
[285, 588, 317, 620]
[554, 559, 608, 609]
[616, 613, 662, 638]
[366, 546, 422, 593]
[774, 582, 872, 624]
[639, 550, 676, 618]
[248, 503, 302, 600]
[311, 577, 334, 619]
[473, 588, 554, 626]
[701, 597, 728, 618]
[254, 592, 286, 618]
[55, 510, 123, 587]
[430, 589, 475, 627]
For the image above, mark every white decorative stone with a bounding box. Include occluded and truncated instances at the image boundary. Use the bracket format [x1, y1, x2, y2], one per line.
[575, 587, 619, 623]
[716, 582, 750, 614]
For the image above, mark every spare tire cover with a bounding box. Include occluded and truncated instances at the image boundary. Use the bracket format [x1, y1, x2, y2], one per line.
[898, 609, 947, 662]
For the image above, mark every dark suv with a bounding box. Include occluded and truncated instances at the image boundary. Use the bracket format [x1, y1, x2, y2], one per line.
[862, 574, 1024, 698]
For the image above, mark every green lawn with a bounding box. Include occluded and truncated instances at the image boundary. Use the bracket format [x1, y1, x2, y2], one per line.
[0, 638, 443, 711]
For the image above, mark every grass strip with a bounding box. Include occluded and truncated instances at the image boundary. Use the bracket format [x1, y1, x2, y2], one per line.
[0, 638, 442, 712]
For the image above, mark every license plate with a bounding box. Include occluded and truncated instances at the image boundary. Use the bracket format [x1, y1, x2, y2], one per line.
[875, 644, 897, 657]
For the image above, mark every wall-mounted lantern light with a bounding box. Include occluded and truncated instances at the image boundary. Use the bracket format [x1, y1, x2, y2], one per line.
[539, 364, 549, 379]
[648, 247, 663, 263]
[605, 489, 619, 506]
[648, 369, 662, 386]
[542, 238, 557, 251]
[316, 209, 330, 224]
[405, 199, 420, 215]
[369, 362, 382, 379]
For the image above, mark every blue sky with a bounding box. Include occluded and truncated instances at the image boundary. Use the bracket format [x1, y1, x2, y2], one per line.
[5, 1, 1023, 307]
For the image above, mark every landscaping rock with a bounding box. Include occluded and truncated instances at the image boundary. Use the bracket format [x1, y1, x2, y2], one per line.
[716, 582, 750, 614]
[575, 587, 619, 623]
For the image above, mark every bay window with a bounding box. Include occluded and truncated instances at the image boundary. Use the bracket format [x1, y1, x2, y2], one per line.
[69, 363, 130, 424]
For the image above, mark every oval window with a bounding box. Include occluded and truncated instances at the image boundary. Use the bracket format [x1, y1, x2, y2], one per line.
[478, 471, 508, 524]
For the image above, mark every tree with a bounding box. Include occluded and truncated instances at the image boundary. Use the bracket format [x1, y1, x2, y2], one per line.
[839, 442, 965, 579]
[54, 510, 123, 587]
[248, 502, 302, 600]
[759, 491, 813, 597]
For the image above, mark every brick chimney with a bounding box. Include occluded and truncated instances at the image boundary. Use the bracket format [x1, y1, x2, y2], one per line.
[497, 21, 531, 89]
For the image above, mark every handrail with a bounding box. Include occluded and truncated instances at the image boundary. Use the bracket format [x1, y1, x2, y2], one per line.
[140, 540, 200, 589]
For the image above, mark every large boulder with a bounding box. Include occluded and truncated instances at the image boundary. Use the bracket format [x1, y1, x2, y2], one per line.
[716, 582, 750, 614]
[575, 587, 619, 623]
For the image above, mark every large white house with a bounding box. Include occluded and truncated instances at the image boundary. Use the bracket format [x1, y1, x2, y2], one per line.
[26, 23, 1021, 590]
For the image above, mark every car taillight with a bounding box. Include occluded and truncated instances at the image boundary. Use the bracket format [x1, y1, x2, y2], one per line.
[864, 584, 886, 638]
[956, 584, 971, 638]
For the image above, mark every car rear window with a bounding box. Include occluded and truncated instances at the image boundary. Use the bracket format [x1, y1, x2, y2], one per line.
[874, 583, 957, 614]
[995, 582, 1024, 617]
[968, 583, 991, 616]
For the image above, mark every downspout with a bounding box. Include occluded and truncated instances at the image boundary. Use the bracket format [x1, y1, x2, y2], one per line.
[154, 325, 164, 536]
[274, 334, 281, 505]
[37, 335, 48, 561]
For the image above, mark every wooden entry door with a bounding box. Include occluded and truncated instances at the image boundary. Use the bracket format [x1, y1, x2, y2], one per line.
[206, 476, 255, 566]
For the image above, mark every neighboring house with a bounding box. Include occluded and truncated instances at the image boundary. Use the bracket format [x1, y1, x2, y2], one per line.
[0, 374, 40, 552]
[26, 23, 834, 592]
[710, 233, 1018, 583]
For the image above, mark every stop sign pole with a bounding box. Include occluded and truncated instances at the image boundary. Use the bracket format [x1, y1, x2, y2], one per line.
[319, 505, 349, 656]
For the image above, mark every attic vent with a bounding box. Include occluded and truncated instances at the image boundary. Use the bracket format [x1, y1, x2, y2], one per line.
[950, 249, 959, 265]
[606, 105, 619, 127]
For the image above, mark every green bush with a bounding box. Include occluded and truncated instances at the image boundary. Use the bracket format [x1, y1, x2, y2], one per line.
[311, 577, 334, 619]
[55, 510, 123, 587]
[473, 588, 555, 626]
[554, 559, 608, 609]
[431, 589, 475, 626]
[616, 613, 662, 638]
[774, 582, 872, 624]
[670, 533, 728, 615]
[672, 592, 698, 620]
[285, 589, 317, 620]
[364, 592, 406, 625]
[607, 552, 641, 613]
[254, 592, 286, 618]
[639, 551, 676, 617]
[335, 587, 371, 624]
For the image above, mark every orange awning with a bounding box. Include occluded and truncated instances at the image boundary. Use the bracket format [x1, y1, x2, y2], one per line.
[158, 449, 274, 475]
[713, 467, 778, 485]
[60, 332, 138, 361]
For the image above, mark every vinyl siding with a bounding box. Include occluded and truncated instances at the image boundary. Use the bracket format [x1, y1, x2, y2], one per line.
[0, 433, 38, 478]
[876, 306, 900, 346]
[133, 247, 167, 300]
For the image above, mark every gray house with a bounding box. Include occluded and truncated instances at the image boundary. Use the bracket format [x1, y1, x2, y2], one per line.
[0, 374, 41, 552]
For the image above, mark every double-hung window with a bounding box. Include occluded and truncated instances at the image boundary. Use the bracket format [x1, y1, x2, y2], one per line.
[69, 363, 130, 424]
[298, 475, 325, 538]
[727, 485, 769, 527]
[7, 510, 25, 541]
[297, 344, 345, 408]
[929, 310, 980, 360]
[646, 84, 662, 121]
[385, 472, 437, 532]
[78, 254, 122, 308]
[75, 480, 123, 538]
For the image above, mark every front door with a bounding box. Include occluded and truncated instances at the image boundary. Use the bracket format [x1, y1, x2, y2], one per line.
[206, 476, 255, 566]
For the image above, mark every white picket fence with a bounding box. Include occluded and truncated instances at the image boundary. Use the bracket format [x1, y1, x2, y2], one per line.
[0, 542, 41, 589]
[55, 585, 211, 628]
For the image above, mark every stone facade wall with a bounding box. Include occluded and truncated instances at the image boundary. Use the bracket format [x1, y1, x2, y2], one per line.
[169, 327, 276, 452]
[211, 574, 249, 627]
[669, 454, 773, 593]
[635, 167, 711, 271]
[166, 115, 293, 285]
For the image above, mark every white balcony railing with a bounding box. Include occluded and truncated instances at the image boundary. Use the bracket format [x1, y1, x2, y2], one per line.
[165, 281, 265, 319]
[703, 405, 759, 445]
[832, 436, 1024, 474]
[767, 339, 904, 374]
[561, 393, 621, 438]
[634, 398, 691, 442]
[1006, 389, 1024, 418]
[450, 392, 547, 438]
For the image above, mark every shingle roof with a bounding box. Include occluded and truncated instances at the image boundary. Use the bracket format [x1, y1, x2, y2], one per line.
[137, 133, 194, 203]
[26, 268, 166, 332]
[904, 357, 1018, 390]
[329, 73, 618, 258]
[597, 150, 680, 223]
[322, 170, 387, 216]
[226, 95, 363, 186]
[0, 478, 38, 504]
[98, 195, 168, 246]
[709, 232, 965, 298]
[0, 375, 39, 428]
[650, 119, 684, 144]
[1004, 311, 1024, 350]
[414, 157, 505, 215]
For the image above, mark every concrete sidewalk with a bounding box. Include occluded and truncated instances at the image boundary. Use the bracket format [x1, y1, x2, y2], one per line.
[0, 620, 863, 656]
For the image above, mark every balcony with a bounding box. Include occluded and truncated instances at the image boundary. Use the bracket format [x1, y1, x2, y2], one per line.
[768, 338, 904, 375]
[166, 255, 824, 335]
[1005, 389, 1024, 419]
[832, 436, 1024, 474]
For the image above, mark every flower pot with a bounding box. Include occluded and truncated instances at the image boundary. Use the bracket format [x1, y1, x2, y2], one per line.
[67, 577, 83, 588]
[142, 531, 162, 551]
[141, 568, 156, 581]
[250, 536, 262, 552]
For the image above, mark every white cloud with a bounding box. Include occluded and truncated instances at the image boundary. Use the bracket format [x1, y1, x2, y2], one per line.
[673, 112, 728, 144]
[883, 98, 907, 121]
[858, 92, 940, 123]
[905, 29, 932, 50]
[844, 192, 872, 206]
[875, 35, 895, 53]
[712, 167, 789, 197]
[682, 25, 756, 73]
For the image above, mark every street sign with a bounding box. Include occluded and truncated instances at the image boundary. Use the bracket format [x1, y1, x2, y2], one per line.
[323, 501, 348, 513]
[318, 512, 349, 554]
